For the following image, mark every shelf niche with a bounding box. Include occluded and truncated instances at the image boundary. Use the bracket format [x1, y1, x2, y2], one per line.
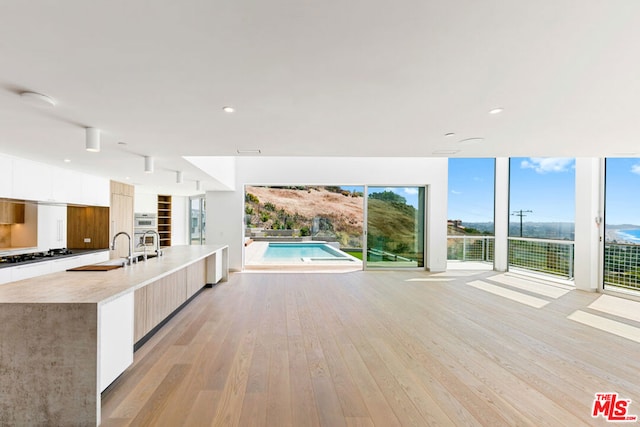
[157, 194, 172, 248]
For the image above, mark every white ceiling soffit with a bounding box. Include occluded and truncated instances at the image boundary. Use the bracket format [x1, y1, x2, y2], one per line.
[183, 156, 236, 191]
[1, 1, 640, 196]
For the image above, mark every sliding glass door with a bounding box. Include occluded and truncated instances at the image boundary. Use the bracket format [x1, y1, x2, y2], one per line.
[190, 196, 206, 245]
[365, 186, 425, 268]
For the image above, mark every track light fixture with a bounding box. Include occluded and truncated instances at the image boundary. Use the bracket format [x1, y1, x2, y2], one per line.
[86, 128, 100, 152]
[144, 156, 154, 173]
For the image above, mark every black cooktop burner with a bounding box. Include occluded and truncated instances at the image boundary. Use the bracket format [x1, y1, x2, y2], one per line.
[0, 248, 73, 265]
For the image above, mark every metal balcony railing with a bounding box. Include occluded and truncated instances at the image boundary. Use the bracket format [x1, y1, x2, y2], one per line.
[508, 237, 574, 279]
[447, 235, 494, 262]
[604, 243, 640, 291]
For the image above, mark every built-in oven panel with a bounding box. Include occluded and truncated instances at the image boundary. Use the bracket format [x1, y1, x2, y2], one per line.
[134, 213, 157, 229]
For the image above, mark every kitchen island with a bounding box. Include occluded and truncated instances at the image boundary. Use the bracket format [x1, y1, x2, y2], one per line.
[0, 244, 228, 426]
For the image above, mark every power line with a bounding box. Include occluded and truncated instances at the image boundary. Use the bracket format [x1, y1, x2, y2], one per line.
[511, 209, 533, 237]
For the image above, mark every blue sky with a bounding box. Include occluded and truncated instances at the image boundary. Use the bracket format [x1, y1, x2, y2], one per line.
[448, 158, 495, 222]
[341, 157, 639, 226]
[509, 158, 575, 223]
[605, 158, 640, 225]
[448, 158, 576, 223]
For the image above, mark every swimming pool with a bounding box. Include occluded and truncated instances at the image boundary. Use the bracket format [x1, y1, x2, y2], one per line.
[263, 242, 353, 260]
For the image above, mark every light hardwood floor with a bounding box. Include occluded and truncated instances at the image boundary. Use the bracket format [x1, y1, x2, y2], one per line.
[101, 269, 640, 426]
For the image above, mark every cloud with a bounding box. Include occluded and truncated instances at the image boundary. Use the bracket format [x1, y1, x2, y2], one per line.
[403, 188, 418, 195]
[451, 190, 462, 195]
[632, 164, 640, 175]
[520, 158, 574, 174]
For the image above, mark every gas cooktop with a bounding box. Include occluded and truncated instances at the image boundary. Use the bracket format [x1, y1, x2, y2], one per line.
[0, 248, 73, 265]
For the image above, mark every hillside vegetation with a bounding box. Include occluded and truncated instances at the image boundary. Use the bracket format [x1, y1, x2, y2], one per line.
[244, 186, 419, 255]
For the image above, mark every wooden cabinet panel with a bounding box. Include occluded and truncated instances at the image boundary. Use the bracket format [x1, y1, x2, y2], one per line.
[186, 259, 206, 299]
[134, 287, 149, 342]
[67, 206, 109, 249]
[134, 268, 188, 342]
[0, 202, 24, 224]
[110, 181, 134, 260]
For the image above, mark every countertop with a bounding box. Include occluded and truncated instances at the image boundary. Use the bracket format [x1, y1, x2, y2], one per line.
[0, 244, 228, 305]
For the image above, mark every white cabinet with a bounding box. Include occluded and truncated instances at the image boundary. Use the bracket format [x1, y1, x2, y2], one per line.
[50, 251, 109, 274]
[0, 155, 12, 198]
[81, 174, 110, 207]
[0, 268, 12, 285]
[12, 158, 53, 201]
[1, 153, 109, 205]
[37, 205, 67, 251]
[134, 193, 158, 214]
[50, 255, 83, 272]
[51, 168, 83, 205]
[82, 251, 110, 265]
[99, 292, 134, 392]
[11, 262, 52, 282]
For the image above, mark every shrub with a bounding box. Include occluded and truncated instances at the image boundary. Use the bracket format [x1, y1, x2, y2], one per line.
[245, 193, 259, 204]
[264, 202, 276, 211]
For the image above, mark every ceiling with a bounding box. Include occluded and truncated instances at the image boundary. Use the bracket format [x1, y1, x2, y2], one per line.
[1, 1, 640, 195]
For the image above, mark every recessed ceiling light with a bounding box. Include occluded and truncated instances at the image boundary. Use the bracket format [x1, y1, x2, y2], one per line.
[237, 149, 261, 154]
[20, 91, 56, 107]
[432, 150, 460, 155]
[63, 158, 71, 163]
[444, 132, 456, 137]
[125, 176, 130, 180]
[489, 108, 504, 115]
[222, 106, 235, 113]
[458, 137, 484, 145]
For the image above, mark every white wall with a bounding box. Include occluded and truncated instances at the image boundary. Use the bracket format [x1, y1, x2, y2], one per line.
[207, 156, 449, 272]
[171, 196, 189, 245]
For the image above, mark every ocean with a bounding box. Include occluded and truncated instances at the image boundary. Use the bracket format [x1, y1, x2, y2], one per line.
[616, 229, 640, 243]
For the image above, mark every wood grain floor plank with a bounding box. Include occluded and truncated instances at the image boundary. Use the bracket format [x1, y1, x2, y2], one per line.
[102, 270, 640, 427]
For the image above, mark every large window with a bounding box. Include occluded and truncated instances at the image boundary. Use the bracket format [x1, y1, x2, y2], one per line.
[366, 186, 425, 268]
[508, 158, 575, 278]
[447, 158, 495, 264]
[604, 158, 640, 291]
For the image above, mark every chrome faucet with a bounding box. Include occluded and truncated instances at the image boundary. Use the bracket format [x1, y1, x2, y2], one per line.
[111, 231, 135, 265]
[143, 229, 163, 257]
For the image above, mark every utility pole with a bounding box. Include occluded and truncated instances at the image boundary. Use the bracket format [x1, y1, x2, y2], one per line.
[511, 210, 533, 237]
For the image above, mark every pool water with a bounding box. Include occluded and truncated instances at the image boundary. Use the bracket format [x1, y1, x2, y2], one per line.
[263, 243, 348, 260]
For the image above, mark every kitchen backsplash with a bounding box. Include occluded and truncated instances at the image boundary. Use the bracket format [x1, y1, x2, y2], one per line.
[0, 224, 10, 248]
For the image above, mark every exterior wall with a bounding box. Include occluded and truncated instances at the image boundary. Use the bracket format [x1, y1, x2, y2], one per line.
[494, 157, 510, 272]
[574, 158, 603, 291]
[207, 157, 449, 272]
